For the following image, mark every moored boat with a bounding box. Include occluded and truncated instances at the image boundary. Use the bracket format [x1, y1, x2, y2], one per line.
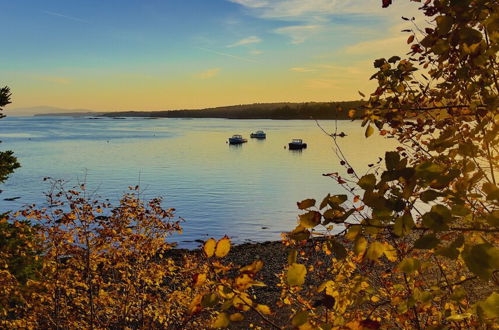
[228, 134, 247, 144]
[250, 130, 266, 139]
[288, 139, 307, 150]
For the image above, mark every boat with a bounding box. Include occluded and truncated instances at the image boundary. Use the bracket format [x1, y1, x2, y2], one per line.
[288, 139, 307, 150]
[228, 134, 248, 144]
[250, 130, 266, 139]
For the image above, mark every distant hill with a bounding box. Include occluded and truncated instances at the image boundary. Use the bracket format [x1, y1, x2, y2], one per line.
[101, 101, 365, 120]
[9, 106, 100, 117]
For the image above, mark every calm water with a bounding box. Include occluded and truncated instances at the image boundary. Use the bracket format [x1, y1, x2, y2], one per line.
[0, 116, 395, 248]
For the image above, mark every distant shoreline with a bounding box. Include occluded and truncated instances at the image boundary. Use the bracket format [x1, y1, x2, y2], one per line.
[33, 101, 365, 120]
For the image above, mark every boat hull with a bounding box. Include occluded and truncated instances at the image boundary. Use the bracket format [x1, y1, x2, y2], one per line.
[288, 143, 307, 150]
[229, 138, 247, 144]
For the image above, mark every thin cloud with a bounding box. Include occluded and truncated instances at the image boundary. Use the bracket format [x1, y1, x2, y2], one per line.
[196, 68, 221, 79]
[227, 0, 410, 19]
[290, 67, 315, 72]
[42, 10, 90, 23]
[274, 25, 320, 44]
[196, 47, 260, 63]
[227, 36, 262, 48]
[228, 0, 365, 19]
[250, 50, 263, 55]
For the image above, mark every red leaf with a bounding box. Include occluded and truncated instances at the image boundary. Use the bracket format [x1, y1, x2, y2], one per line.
[382, 0, 392, 8]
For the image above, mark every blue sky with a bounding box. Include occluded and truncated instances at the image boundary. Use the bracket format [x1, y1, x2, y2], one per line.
[0, 0, 421, 111]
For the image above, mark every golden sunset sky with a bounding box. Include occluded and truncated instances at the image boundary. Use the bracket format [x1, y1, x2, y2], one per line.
[1, 0, 421, 111]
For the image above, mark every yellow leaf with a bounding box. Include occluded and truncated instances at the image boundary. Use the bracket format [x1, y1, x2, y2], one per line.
[235, 273, 254, 290]
[256, 304, 271, 315]
[240, 260, 264, 273]
[229, 313, 244, 322]
[383, 243, 397, 262]
[193, 273, 207, 287]
[287, 263, 307, 286]
[354, 237, 368, 256]
[204, 238, 216, 257]
[215, 236, 231, 258]
[365, 124, 374, 138]
[233, 293, 252, 311]
[366, 241, 385, 261]
[212, 312, 230, 328]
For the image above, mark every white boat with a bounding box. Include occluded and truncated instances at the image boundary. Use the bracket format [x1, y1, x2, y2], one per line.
[288, 139, 307, 150]
[228, 134, 247, 144]
[250, 130, 266, 139]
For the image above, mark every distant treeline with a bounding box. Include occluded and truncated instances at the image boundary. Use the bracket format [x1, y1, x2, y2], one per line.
[101, 101, 365, 120]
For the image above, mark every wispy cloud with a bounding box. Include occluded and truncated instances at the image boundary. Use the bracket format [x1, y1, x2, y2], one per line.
[343, 35, 406, 56]
[41, 10, 89, 23]
[196, 68, 221, 79]
[274, 25, 320, 44]
[290, 67, 315, 73]
[250, 50, 263, 55]
[228, 0, 384, 19]
[196, 47, 260, 63]
[227, 36, 262, 48]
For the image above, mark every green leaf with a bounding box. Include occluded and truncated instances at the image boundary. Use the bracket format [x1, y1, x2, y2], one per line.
[486, 210, 499, 227]
[436, 235, 464, 259]
[292, 311, 308, 326]
[415, 162, 444, 177]
[328, 239, 347, 259]
[288, 225, 311, 241]
[328, 194, 348, 206]
[462, 244, 499, 280]
[422, 205, 451, 232]
[475, 292, 499, 319]
[297, 198, 316, 210]
[287, 263, 307, 286]
[414, 234, 440, 249]
[319, 194, 330, 209]
[201, 293, 219, 308]
[436, 15, 453, 35]
[397, 258, 421, 274]
[393, 214, 414, 237]
[358, 174, 376, 190]
[451, 204, 470, 216]
[299, 211, 321, 228]
[388, 55, 400, 63]
[385, 151, 400, 170]
[420, 190, 440, 202]
[365, 124, 374, 138]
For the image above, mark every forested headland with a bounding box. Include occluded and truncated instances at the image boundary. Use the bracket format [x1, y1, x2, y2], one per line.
[99, 101, 364, 120]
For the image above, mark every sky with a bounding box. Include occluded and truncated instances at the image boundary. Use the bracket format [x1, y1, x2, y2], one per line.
[0, 0, 422, 111]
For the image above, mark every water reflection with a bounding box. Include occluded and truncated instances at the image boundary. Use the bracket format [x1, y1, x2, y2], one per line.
[0, 117, 397, 248]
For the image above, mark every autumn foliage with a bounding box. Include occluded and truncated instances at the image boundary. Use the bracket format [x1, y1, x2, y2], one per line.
[1, 0, 498, 329]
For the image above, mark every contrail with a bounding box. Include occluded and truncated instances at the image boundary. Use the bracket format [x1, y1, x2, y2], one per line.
[41, 10, 90, 24]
